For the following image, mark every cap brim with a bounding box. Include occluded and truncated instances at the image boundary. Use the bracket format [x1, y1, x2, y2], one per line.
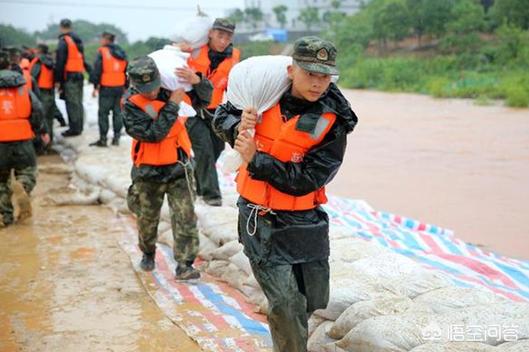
[134, 76, 161, 93]
[211, 26, 234, 33]
[294, 60, 339, 75]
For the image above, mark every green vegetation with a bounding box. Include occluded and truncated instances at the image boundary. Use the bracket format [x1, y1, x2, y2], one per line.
[325, 0, 529, 107]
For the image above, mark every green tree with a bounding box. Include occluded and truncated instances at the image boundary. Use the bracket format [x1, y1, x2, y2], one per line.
[406, 0, 455, 46]
[35, 20, 128, 44]
[491, 0, 529, 29]
[298, 7, 320, 30]
[272, 5, 288, 28]
[227, 8, 245, 26]
[0, 24, 36, 48]
[372, 0, 411, 49]
[441, 0, 486, 53]
[244, 7, 264, 30]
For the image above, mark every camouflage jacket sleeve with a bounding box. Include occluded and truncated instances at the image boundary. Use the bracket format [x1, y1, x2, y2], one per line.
[54, 37, 67, 83]
[123, 99, 180, 142]
[187, 74, 213, 109]
[28, 90, 46, 134]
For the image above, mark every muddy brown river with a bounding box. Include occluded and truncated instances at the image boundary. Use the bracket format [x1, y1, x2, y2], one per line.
[330, 89, 529, 260]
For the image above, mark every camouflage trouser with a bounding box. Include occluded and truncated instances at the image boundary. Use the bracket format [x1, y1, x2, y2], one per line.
[127, 178, 199, 265]
[0, 166, 37, 225]
[98, 93, 123, 140]
[64, 78, 84, 133]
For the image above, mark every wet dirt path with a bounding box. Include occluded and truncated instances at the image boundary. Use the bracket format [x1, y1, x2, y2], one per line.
[0, 155, 202, 352]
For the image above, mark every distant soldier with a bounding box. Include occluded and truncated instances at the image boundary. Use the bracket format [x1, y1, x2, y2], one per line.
[183, 18, 240, 206]
[89, 31, 128, 147]
[0, 50, 49, 227]
[55, 18, 87, 137]
[30, 44, 56, 146]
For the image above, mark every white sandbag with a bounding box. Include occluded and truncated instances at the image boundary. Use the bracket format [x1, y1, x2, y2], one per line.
[409, 342, 496, 352]
[148, 45, 192, 92]
[336, 312, 434, 352]
[210, 240, 243, 260]
[308, 320, 338, 352]
[44, 186, 101, 206]
[198, 232, 218, 260]
[414, 286, 507, 314]
[222, 55, 293, 172]
[314, 279, 391, 321]
[195, 205, 238, 232]
[172, 13, 213, 50]
[203, 221, 238, 246]
[329, 296, 428, 340]
[98, 189, 116, 204]
[349, 252, 426, 281]
[243, 273, 260, 289]
[220, 263, 246, 291]
[329, 237, 388, 263]
[230, 251, 253, 276]
[380, 270, 452, 299]
[205, 259, 231, 277]
[497, 339, 529, 352]
[309, 315, 328, 337]
[158, 221, 171, 234]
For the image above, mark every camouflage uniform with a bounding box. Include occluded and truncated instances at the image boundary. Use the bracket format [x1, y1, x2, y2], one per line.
[214, 37, 358, 351]
[30, 53, 56, 143]
[123, 57, 212, 273]
[0, 68, 46, 225]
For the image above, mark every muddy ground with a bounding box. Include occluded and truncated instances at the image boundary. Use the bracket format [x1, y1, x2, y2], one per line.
[0, 155, 202, 352]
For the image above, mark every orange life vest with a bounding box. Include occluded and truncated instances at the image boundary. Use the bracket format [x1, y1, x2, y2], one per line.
[187, 45, 240, 109]
[19, 59, 33, 91]
[129, 94, 192, 167]
[236, 104, 337, 211]
[0, 84, 34, 142]
[63, 34, 85, 74]
[98, 46, 127, 87]
[29, 57, 54, 89]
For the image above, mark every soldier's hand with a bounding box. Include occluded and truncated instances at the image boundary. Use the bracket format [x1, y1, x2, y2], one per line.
[41, 133, 50, 146]
[234, 130, 257, 163]
[175, 67, 200, 85]
[92, 88, 98, 98]
[239, 107, 258, 132]
[173, 42, 193, 53]
[169, 88, 185, 105]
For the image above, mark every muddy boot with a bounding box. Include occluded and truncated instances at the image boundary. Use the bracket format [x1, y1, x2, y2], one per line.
[111, 136, 120, 146]
[204, 197, 222, 207]
[89, 138, 107, 147]
[139, 253, 155, 271]
[175, 262, 200, 280]
[11, 179, 32, 223]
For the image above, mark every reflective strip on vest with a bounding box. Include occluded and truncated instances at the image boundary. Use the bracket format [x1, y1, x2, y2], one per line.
[64, 35, 85, 73]
[187, 45, 240, 109]
[128, 94, 192, 167]
[0, 85, 34, 142]
[236, 103, 337, 211]
[98, 46, 126, 87]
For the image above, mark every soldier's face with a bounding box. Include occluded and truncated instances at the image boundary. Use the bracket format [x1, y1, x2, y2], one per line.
[287, 64, 331, 102]
[139, 87, 160, 100]
[208, 29, 233, 53]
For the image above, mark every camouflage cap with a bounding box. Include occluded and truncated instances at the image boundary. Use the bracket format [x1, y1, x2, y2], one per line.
[212, 18, 236, 33]
[292, 36, 338, 75]
[127, 56, 161, 93]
